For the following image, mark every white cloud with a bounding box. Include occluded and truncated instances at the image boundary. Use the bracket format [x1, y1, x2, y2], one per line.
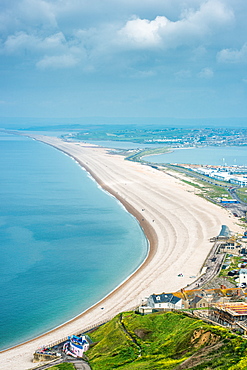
[17, 0, 57, 28]
[36, 54, 80, 69]
[3, 32, 67, 54]
[131, 69, 156, 78]
[217, 42, 247, 63]
[1, 30, 86, 69]
[3, 32, 37, 53]
[198, 67, 214, 78]
[118, 16, 167, 48]
[175, 70, 191, 79]
[0, 0, 238, 72]
[117, 0, 234, 49]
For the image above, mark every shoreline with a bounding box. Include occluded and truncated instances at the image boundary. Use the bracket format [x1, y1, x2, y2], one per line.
[0, 134, 244, 370]
[0, 135, 158, 353]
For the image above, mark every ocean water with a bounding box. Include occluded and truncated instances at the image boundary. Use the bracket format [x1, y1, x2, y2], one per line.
[145, 146, 247, 166]
[0, 133, 148, 350]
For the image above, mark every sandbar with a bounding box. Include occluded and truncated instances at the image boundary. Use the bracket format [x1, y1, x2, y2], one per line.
[0, 135, 243, 370]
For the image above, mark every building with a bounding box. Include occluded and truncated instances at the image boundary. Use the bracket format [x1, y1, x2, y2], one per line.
[138, 306, 153, 315]
[229, 176, 247, 187]
[217, 225, 231, 240]
[218, 241, 242, 255]
[147, 293, 182, 310]
[189, 295, 210, 309]
[193, 167, 247, 187]
[239, 269, 247, 287]
[210, 302, 247, 327]
[63, 335, 89, 358]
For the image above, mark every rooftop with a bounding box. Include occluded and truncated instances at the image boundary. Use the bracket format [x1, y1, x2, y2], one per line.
[214, 302, 247, 316]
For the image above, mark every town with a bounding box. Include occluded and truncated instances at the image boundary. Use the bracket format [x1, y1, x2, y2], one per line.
[62, 126, 247, 147]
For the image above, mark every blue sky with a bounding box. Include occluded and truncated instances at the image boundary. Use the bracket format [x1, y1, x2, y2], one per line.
[1, 0, 247, 123]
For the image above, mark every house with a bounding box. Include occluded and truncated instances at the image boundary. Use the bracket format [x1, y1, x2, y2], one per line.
[210, 302, 247, 327]
[138, 306, 153, 315]
[239, 269, 247, 286]
[63, 335, 89, 358]
[218, 242, 242, 255]
[147, 293, 182, 310]
[189, 295, 209, 309]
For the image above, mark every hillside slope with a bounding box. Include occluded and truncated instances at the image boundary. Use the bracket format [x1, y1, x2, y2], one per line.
[87, 311, 247, 369]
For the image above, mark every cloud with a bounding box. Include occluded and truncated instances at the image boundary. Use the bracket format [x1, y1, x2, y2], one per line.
[3, 31, 67, 54]
[0, 0, 237, 72]
[198, 67, 214, 78]
[175, 69, 192, 79]
[36, 54, 80, 69]
[131, 69, 156, 78]
[19, 0, 57, 27]
[217, 42, 247, 63]
[118, 16, 167, 48]
[1, 30, 85, 69]
[117, 0, 234, 49]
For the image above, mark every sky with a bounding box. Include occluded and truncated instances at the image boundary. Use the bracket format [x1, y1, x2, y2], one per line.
[1, 0, 247, 125]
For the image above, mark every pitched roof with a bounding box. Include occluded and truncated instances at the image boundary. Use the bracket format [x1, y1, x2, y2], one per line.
[191, 296, 203, 304]
[150, 293, 181, 305]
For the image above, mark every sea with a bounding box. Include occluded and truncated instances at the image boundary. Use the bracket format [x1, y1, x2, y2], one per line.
[0, 132, 148, 350]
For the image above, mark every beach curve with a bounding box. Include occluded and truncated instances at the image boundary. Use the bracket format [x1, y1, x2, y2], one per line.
[0, 134, 243, 370]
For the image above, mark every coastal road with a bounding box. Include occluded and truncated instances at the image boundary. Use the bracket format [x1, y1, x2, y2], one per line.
[32, 358, 91, 370]
[186, 241, 225, 290]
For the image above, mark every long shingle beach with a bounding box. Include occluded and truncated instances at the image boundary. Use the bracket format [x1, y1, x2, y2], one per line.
[0, 135, 243, 369]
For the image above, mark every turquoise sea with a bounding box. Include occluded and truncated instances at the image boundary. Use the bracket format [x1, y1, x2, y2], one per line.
[0, 133, 148, 350]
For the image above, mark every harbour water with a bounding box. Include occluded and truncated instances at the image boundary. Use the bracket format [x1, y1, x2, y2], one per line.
[0, 133, 148, 350]
[145, 146, 247, 166]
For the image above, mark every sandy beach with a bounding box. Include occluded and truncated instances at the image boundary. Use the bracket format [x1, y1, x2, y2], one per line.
[0, 135, 243, 370]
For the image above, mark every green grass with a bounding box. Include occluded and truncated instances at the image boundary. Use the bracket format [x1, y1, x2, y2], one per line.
[219, 255, 242, 284]
[49, 363, 75, 370]
[236, 187, 247, 204]
[168, 167, 230, 201]
[126, 156, 233, 203]
[87, 311, 247, 369]
[126, 147, 170, 162]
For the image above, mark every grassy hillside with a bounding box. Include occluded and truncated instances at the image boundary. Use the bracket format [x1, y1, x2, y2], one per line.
[87, 311, 247, 370]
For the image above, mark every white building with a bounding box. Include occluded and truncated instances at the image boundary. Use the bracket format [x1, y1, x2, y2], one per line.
[63, 335, 89, 358]
[147, 293, 182, 310]
[239, 269, 247, 287]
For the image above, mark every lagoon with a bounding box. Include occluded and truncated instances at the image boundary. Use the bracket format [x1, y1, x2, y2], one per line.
[145, 146, 247, 166]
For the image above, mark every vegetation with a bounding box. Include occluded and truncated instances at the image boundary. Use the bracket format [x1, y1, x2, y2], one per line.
[127, 154, 232, 204]
[58, 126, 247, 147]
[162, 165, 231, 202]
[68, 127, 196, 144]
[126, 147, 170, 162]
[236, 187, 247, 203]
[219, 255, 243, 285]
[87, 311, 247, 369]
[49, 363, 75, 370]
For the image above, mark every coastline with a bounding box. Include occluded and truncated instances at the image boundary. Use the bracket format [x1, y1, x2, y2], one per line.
[0, 134, 244, 370]
[0, 137, 155, 352]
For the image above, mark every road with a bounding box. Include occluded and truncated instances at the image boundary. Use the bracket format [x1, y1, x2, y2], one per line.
[32, 356, 91, 370]
[186, 241, 225, 290]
